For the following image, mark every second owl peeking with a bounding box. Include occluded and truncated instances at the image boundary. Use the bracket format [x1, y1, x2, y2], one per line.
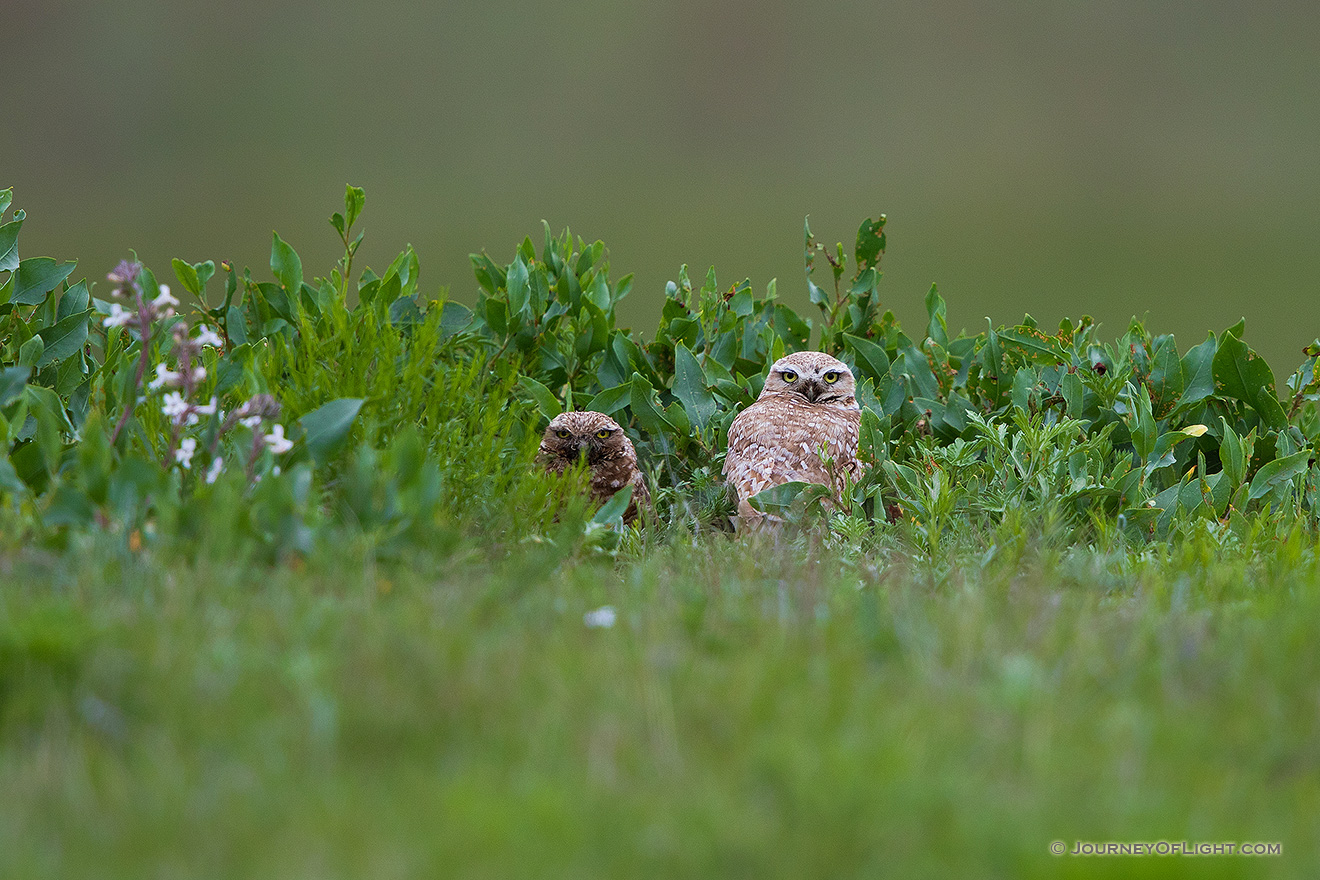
[538, 351, 860, 529]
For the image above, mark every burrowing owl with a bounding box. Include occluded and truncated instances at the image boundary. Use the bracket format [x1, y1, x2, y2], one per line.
[723, 350, 862, 523]
[539, 411, 649, 523]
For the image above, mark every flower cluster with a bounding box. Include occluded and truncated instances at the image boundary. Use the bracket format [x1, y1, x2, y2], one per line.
[103, 259, 297, 484]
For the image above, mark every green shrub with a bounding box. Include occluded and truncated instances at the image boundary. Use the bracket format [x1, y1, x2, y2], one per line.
[1, 184, 1317, 559]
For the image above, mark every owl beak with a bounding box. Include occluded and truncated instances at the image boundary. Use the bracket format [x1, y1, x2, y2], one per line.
[802, 380, 823, 403]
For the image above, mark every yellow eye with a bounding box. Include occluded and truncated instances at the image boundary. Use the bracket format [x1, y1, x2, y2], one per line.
[595, 429, 612, 439]
[824, 371, 840, 384]
[781, 370, 798, 383]
[555, 429, 571, 439]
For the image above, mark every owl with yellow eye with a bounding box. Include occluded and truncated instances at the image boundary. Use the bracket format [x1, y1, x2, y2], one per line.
[538, 411, 649, 523]
[723, 350, 862, 525]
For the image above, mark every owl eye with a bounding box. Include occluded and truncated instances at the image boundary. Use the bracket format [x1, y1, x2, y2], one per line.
[595, 429, 613, 439]
[780, 370, 798, 383]
[823, 371, 841, 384]
[555, 429, 572, 439]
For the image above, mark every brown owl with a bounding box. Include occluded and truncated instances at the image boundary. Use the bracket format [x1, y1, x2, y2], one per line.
[539, 411, 649, 523]
[723, 350, 862, 524]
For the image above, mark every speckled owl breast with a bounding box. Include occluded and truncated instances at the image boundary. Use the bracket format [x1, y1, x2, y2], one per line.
[723, 351, 862, 521]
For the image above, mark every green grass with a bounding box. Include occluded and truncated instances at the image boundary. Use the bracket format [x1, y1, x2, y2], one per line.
[2, 526, 1316, 879]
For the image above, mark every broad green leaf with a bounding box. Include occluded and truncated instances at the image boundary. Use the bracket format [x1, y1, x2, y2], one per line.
[0, 366, 29, 406]
[842, 333, 891, 382]
[36, 309, 92, 367]
[345, 185, 365, 229]
[1218, 418, 1247, 489]
[270, 232, 303, 295]
[1147, 335, 1183, 415]
[0, 189, 11, 217]
[998, 326, 1068, 364]
[439, 301, 473, 337]
[0, 209, 24, 273]
[584, 384, 632, 417]
[591, 484, 634, 524]
[1172, 332, 1216, 413]
[1212, 332, 1287, 430]
[56, 280, 90, 322]
[516, 375, 562, 419]
[172, 258, 201, 295]
[12, 257, 76, 306]
[1061, 371, 1085, 417]
[226, 304, 248, 346]
[17, 335, 45, 368]
[748, 481, 811, 514]
[298, 397, 364, 464]
[854, 215, 886, 271]
[673, 344, 717, 430]
[507, 254, 530, 317]
[1248, 450, 1311, 502]
[924, 285, 948, 348]
[629, 373, 674, 435]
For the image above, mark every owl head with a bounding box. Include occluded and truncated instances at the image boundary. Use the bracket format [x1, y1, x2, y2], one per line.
[540, 410, 633, 465]
[760, 351, 857, 405]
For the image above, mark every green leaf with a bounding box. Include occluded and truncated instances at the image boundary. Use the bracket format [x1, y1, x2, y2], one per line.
[12, 257, 76, 306]
[17, 335, 45, 368]
[507, 255, 530, 317]
[584, 384, 632, 417]
[270, 232, 303, 296]
[345, 185, 365, 230]
[1212, 332, 1287, 430]
[1248, 450, 1311, 502]
[0, 209, 24, 274]
[1218, 418, 1247, 489]
[591, 484, 634, 525]
[56, 280, 90, 322]
[36, 309, 92, 367]
[172, 258, 201, 296]
[672, 344, 717, 431]
[747, 481, 832, 516]
[516, 375, 562, 419]
[1173, 332, 1216, 413]
[298, 397, 364, 465]
[0, 188, 11, 217]
[842, 333, 891, 382]
[1147, 335, 1183, 415]
[998, 326, 1068, 364]
[629, 373, 674, 436]
[854, 216, 886, 272]
[226, 304, 248, 346]
[439, 301, 473, 337]
[0, 366, 29, 406]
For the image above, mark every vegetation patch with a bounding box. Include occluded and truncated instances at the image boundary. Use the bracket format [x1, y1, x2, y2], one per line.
[0, 186, 1317, 877]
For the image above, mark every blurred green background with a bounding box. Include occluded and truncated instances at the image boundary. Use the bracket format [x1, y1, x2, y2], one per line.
[6, 0, 1319, 372]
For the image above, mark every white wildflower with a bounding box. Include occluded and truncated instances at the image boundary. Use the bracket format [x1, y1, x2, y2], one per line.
[161, 391, 190, 421]
[152, 285, 179, 308]
[103, 303, 134, 328]
[194, 397, 218, 417]
[240, 415, 263, 429]
[195, 325, 224, 348]
[205, 456, 224, 484]
[148, 362, 181, 390]
[174, 437, 197, 469]
[583, 606, 617, 629]
[264, 424, 293, 455]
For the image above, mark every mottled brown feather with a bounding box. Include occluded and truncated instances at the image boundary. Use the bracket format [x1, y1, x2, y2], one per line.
[723, 351, 861, 524]
[538, 411, 649, 523]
